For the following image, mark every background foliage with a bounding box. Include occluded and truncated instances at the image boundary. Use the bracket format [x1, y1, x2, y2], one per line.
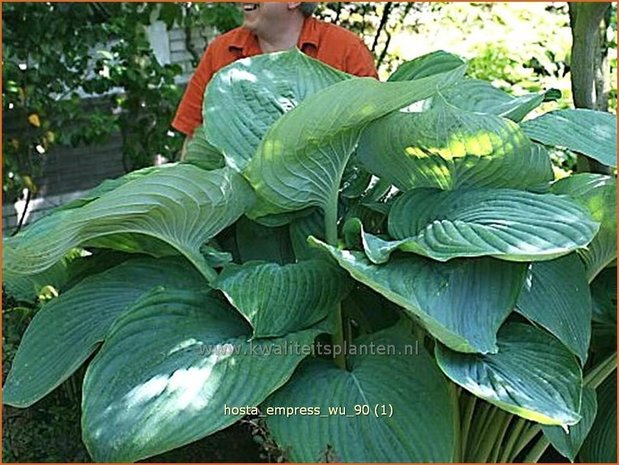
[2, 2, 242, 206]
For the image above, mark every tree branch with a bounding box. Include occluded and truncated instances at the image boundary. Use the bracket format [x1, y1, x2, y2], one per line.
[371, 2, 393, 53]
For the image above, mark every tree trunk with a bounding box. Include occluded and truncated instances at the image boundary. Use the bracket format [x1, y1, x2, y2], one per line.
[568, 2, 612, 173]
[569, 2, 610, 108]
[594, 7, 611, 111]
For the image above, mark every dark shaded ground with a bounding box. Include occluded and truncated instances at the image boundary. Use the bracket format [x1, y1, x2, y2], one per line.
[3, 399, 265, 463]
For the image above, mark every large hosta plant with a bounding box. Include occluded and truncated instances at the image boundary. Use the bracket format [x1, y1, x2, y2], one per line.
[3, 50, 617, 463]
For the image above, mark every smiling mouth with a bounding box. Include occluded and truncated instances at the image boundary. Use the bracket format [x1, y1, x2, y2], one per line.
[243, 3, 259, 12]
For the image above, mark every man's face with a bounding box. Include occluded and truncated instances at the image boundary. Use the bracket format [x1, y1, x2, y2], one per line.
[241, 2, 292, 34]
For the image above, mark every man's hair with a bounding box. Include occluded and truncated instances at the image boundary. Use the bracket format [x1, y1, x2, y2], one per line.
[299, 3, 318, 17]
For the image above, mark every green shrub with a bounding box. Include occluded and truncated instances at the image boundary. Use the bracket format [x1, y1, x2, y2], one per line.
[2, 50, 616, 463]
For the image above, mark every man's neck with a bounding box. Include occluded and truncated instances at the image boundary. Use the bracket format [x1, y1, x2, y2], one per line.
[257, 15, 306, 53]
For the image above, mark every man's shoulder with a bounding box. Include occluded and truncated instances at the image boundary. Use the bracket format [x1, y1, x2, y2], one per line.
[208, 26, 251, 50]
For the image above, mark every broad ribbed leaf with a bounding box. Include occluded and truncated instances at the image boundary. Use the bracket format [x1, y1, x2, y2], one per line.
[437, 78, 552, 122]
[357, 99, 553, 191]
[388, 50, 466, 82]
[244, 65, 466, 218]
[204, 49, 349, 171]
[376, 188, 599, 263]
[214, 259, 351, 337]
[521, 109, 617, 167]
[436, 323, 583, 426]
[234, 216, 295, 264]
[82, 288, 324, 462]
[264, 323, 457, 462]
[247, 205, 317, 228]
[552, 174, 617, 281]
[311, 238, 527, 353]
[84, 232, 180, 257]
[289, 209, 325, 260]
[3, 165, 254, 282]
[3, 248, 84, 302]
[183, 124, 224, 170]
[543, 386, 597, 462]
[2, 257, 205, 408]
[57, 165, 166, 211]
[579, 372, 617, 462]
[516, 254, 591, 364]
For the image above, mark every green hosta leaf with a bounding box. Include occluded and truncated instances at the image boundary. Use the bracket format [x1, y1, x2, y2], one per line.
[437, 78, 552, 122]
[436, 323, 583, 426]
[214, 259, 351, 337]
[521, 109, 617, 168]
[247, 206, 317, 228]
[244, 65, 466, 219]
[3, 165, 255, 282]
[377, 188, 599, 263]
[82, 288, 324, 462]
[388, 50, 466, 82]
[84, 232, 181, 257]
[2, 257, 205, 408]
[344, 285, 401, 335]
[591, 267, 617, 326]
[341, 218, 393, 264]
[357, 99, 553, 191]
[235, 216, 295, 264]
[311, 238, 527, 353]
[199, 244, 233, 268]
[264, 322, 457, 462]
[3, 248, 85, 302]
[579, 371, 617, 462]
[57, 165, 166, 211]
[343, 204, 388, 237]
[62, 250, 131, 290]
[289, 209, 325, 260]
[340, 161, 372, 199]
[552, 174, 617, 281]
[204, 49, 349, 171]
[183, 124, 224, 170]
[543, 386, 597, 462]
[516, 254, 591, 364]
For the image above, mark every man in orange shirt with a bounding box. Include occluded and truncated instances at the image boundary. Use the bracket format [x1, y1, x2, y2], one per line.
[172, 2, 378, 138]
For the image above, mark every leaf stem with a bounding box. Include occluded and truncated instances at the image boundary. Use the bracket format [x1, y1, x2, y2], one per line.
[522, 434, 550, 463]
[325, 195, 346, 369]
[473, 407, 507, 462]
[189, 253, 218, 283]
[499, 416, 527, 462]
[324, 198, 338, 247]
[584, 351, 617, 389]
[464, 400, 491, 461]
[459, 392, 477, 459]
[451, 384, 462, 462]
[488, 412, 513, 463]
[510, 424, 541, 461]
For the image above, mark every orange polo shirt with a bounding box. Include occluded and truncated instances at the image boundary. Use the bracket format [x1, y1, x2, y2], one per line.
[172, 17, 378, 136]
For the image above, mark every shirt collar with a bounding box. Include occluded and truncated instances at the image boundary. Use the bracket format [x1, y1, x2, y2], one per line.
[298, 17, 320, 47]
[228, 17, 320, 54]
